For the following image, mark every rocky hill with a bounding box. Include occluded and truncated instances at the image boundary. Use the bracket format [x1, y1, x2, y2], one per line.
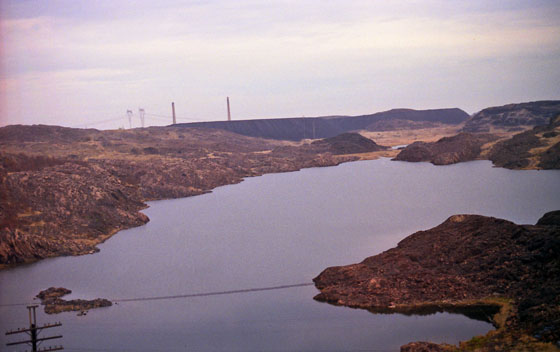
[314, 211, 560, 351]
[309, 132, 389, 155]
[393, 133, 499, 165]
[175, 108, 469, 141]
[0, 125, 387, 267]
[488, 114, 560, 169]
[463, 100, 560, 133]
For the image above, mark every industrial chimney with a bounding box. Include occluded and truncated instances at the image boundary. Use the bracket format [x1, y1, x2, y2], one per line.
[227, 97, 231, 121]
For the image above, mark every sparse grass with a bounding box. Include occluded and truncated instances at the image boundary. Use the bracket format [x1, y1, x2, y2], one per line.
[17, 210, 42, 217]
[333, 149, 399, 161]
[458, 297, 560, 352]
[359, 125, 461, 147]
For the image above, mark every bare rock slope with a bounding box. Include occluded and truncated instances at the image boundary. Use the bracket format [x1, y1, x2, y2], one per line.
[0, 125, 385, 267]
[488, 114, 560, 169]
[314, 211, 560, 350]
[463, 100, 560, 133]
[393, 133, 499, 165]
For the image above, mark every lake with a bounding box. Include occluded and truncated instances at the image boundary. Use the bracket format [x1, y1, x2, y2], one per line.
[1, 158, 560, 351]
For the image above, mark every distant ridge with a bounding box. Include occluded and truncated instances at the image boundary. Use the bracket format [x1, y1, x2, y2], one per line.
[463, 100, 560, 132]
[174, 108, 469, 141]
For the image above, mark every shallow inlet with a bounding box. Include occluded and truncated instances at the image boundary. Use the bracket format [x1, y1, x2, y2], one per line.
[1, 158, 560, 351]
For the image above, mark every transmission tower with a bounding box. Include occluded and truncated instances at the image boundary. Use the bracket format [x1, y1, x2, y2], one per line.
[126, 109, 133, 129]
[138, 108, 145, 128]
[5, 305, 63, 351]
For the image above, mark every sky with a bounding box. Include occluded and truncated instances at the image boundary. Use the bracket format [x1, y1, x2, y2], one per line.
[1, 0, 559, 129]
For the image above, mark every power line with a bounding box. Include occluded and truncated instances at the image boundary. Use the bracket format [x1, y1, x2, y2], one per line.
[0, 283, 314, 308]
[68, 116, 125, 128]
[66, 109, 203, 129]
[144, 112, 201, 122]
[112, 283, 314, 303]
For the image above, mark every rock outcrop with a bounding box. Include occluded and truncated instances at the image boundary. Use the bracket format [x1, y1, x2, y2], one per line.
[0, 125, 386, 267]
[400, 342, 455, 352]
[393, 133, 499, 165]
[463, 100, 560, 133]
[309, 133, 389, 155]
[488, 114, 560, 169]
[36, 287, 112, 314]
[313, 211, 560, 350]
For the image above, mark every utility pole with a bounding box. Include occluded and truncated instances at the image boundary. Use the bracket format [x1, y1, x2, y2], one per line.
[171, 102, 176, 125]
[138, 108, 145, 128]
[5, 305, 63, 351]
[227, 97, 231, 121]
[126, 109, 133, 129]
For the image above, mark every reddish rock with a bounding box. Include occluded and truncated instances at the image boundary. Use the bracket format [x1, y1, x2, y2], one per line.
[0, 126, 385, 267]
[310, 133, 389, 154]
[313, 211, 560, 344]
[401, 342, 455, 352]
[393, 133, 498, 165]
[36, 287, 112, 314]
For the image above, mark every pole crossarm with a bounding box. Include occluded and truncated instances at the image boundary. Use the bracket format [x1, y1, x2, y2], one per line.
[6, 334, 63, 346]
[6, 322, 62, 335]
[5, 306, 63, 351]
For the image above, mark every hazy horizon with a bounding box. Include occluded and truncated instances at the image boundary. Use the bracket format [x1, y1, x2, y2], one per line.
[1, 0, 559, 129]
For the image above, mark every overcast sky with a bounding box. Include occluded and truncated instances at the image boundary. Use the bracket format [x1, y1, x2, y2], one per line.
[1, 0, 559, 129]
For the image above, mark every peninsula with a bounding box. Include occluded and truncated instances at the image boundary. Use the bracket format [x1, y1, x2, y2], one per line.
[314, 211, 560, 351]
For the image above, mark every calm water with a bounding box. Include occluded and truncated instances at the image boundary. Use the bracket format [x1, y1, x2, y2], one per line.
[1, 158, 560, 352]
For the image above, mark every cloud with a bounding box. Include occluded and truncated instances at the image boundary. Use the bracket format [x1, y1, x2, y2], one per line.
[1, 0, 560, 127]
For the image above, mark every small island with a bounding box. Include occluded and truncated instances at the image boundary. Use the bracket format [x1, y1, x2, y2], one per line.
[36, 287, 112, 315]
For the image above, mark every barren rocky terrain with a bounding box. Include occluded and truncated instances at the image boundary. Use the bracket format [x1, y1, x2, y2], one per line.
[394, 114, 560, 169]
[462, 100, 560, 133]
[0, 125, 387, 267]
[314, 211, 560, 351]
[393, 133, 499, 165]
[488, 115, 560, 169]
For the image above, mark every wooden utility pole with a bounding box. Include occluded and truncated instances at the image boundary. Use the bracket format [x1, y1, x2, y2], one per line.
[5, 305, 63, 351]
[172, 102, 176, 125]
[227, 97, 231, 121]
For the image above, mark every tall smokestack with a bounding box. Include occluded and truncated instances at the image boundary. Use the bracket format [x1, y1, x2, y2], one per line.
[172, 102, 176, 125]
[227, 97, 231, 121]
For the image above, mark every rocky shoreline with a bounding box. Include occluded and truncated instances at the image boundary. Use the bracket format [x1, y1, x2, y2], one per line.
[394, 114, 560, 169]
[392, 132, 499, 165]
[313, 211, 560, 351]
[0, 126, 387, 267]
